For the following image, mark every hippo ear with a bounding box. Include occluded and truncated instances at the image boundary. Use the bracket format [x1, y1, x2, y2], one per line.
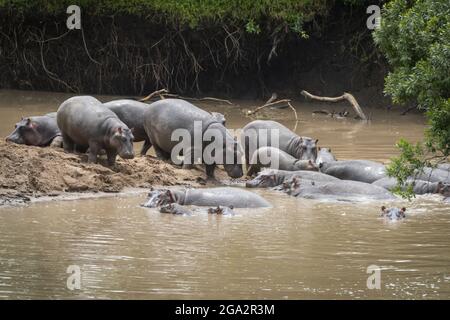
[318, 147, 321, 151]
[130, 127, 135, 134]
[381, 206, 386, 212]
[229, 205, 234, 209]
[165, 190, 175, 203]
[401, 207, 406, 212]
[315, 139, 319, 144]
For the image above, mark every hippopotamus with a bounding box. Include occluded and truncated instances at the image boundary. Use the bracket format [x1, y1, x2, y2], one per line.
[57, 96, 135, 165]
[208, 206, 235, 215]
[414, 167, 450, 184]
[143, 99, 243, 179]
[280, 177, 396, 201]
[159, 203, 192, 215]
[320, 160, 386, 183]
[372, 177, 449, 195]
[210, 112, 226, 125]
[380, 206, 406, 221]
[246, 168, 339, 188]
[5, 112, 62, 147]
[103, 99, 151, 156]
[316, 147, 336, 165]
[247, 146, 318, 176]
[142, 187, 271, 208]
[241, 120, 318, 166]
[437, 163, 450, 171]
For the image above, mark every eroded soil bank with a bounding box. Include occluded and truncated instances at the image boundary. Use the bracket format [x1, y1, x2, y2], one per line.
[0, 142, 229, 206]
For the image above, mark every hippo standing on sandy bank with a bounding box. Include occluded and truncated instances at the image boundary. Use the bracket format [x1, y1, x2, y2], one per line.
[6, 112, 62, 148]
[320, 160, 386, 183]
[143, 99, 243, 179]
[241, 120, 318, 166]
[103, 99, 152, 156]
[57, 96, 135, 165]
[246, 169, 339, 188]
[143, 187, 271, 208]
[247, 146, 318, 176]
[280, 177, 396, 201]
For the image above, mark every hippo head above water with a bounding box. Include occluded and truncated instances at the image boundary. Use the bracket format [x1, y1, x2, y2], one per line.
[381, 206, 406, 220]
[246, 172, 279, 188]
[110, 127, 135, 159]
[207, 205, 235, 215]
[6, 118, 45, 145]
[143, 189, 176, 208]
[297, 137, 318, 162]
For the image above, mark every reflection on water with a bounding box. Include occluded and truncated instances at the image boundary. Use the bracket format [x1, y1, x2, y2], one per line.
[0, 90, 449, 299]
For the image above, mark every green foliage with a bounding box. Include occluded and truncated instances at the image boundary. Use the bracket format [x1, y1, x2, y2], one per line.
[0, 0, 329, 33]
[373, 0, 450, 199]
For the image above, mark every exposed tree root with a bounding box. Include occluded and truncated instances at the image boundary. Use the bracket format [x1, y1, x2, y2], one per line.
[301, 90, 368, 120]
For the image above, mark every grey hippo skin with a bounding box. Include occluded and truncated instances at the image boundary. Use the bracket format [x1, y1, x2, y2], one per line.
[247, 146, 318, 176]
[372, 177, 449, 195]
[6, 112, 61, 147]
[414, 167, 450, 184]
[103, 99, 152, 156]
[320, 160, 386, 183]
[246, 168, 339, 188]
[143, 99, 243, 179]
[159, 203, 192, 215]
[210, 112, 226, 125]
[380, 206, 406, 221]
[57, 96, 135, 165]
[241, 120, 318, 166]
[280, 177, 396, 201]
[143, 187, 271, 208]
[437, 163, 450, 171]
[316, 147, 336, 165]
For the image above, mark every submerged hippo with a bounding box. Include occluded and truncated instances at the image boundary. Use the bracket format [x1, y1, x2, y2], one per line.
[320, 160, 386, 183]
[57, 96, 135, 165]
[372, 177, 449, 195]
[381, 206, 406, 221]
[5, 112, 62, 147]
[280, 177, 396, 201]
[103, 99, 151, 156]
[414, 167, 450, 184]
[159, 203, 192, 215]
[143, 187, 271, 208]
[316, 147, 336, 165]
[143, 99, 243, 179]
[246, 168, 339, 188]
[208, 206, 235, 215]
[247, 146, 318, 176]
[241, 120, 318, 166]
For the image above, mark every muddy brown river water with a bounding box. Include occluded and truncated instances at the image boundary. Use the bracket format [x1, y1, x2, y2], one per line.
[0, 89, 449, 299]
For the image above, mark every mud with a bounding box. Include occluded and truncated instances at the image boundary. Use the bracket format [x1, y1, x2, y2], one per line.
[0, 142, 229, 206]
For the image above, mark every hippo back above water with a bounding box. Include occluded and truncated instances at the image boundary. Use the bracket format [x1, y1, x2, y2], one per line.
[57, 96, 135, 165]
[246, 168, 339, 188]
[143, 187, 271, 208]
[6, 112, 61, 147]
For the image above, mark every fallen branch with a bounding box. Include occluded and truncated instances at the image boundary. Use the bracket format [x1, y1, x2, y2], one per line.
[246, 99, 299, 123]
[163, 94, 233, 105]
[301, 90, 367, 120]
[140, 89, 169, 102]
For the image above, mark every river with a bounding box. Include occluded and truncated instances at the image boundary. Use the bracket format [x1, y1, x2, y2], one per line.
[0, 89, 449, 299]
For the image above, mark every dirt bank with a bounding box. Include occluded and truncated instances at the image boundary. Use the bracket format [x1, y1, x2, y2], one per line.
[0, 142, 230, 206]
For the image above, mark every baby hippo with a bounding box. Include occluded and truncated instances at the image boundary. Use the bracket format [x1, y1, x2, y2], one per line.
[247, 146, 318, 176]
[207, 206, 235, 215]
[380, 206, 406, 221]
[57, 96, 135, 165]
[316, 147, 336, 165]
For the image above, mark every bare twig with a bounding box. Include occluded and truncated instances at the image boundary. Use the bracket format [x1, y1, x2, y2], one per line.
[139, 89, 169, 102]
[246, 99, 299, 123]
[301, 90, 368, 120]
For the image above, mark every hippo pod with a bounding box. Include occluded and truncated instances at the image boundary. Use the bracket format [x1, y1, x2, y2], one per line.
[6, 112, 62, 147]
[143, 99, 243, 179]
[247, 146, 318, 176]
[320, 160, 387, 183]
[278, 177, 396, 201]
[381, 206, 406, 221]
[372, 177, 450, 196]
[246, 168, 339, 188]
[241, 120, 318, 166]
[142, 187, 271, 208]
[57, 96, 135, 166]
